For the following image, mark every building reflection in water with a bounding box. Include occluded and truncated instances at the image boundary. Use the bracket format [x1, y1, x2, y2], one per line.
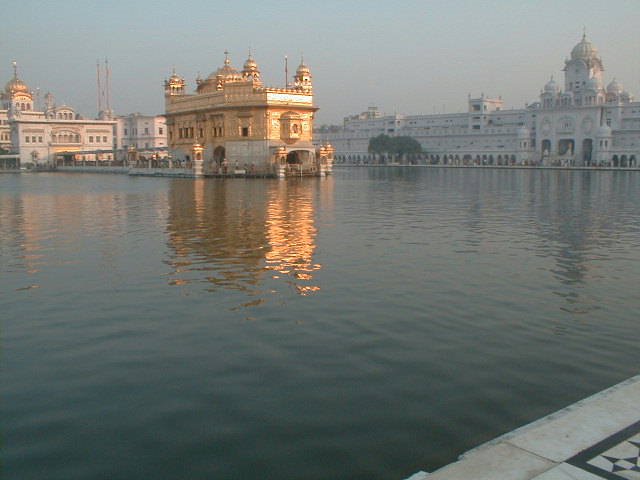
[0, 178, 138, 289]
[449, 169, 638, 316]
[165, 178, 332, 302]
[265, 181, 322, 296]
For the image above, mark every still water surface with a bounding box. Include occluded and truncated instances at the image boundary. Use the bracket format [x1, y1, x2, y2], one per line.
[2, 168, 639, 479]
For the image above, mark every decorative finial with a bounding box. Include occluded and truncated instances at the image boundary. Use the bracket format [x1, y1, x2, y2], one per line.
[224, 50, 230, 65]
[582, 26, 586, 40]
[12, 60, 17, 79]
[300, 52, 304, 64]
[248, 47, 253, 59]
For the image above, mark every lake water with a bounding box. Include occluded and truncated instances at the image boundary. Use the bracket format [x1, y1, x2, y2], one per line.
[2, 168, 639, 480]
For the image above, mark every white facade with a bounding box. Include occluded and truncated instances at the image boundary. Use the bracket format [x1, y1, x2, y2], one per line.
[1, 65, 168, 168]
[325, 35, 639, 167]
[0, 65, 117, 167]
[115, 113, 167, 161]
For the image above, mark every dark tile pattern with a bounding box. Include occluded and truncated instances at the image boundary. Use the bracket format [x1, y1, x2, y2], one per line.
[567, 421, 640, 479]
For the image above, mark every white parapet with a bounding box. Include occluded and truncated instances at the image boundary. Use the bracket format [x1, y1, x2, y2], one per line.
[406, 374, 640, 480]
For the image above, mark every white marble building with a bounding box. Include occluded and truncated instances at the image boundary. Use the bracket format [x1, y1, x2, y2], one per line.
[325, 35, 639, 167]
[0, 64, 117, 167]
[115, 113, 167, 162]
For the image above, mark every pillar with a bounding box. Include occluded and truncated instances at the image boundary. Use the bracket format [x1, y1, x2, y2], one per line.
[192, 143, 204, 177]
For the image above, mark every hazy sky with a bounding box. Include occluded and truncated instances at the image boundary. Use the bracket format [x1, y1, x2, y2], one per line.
[2, 0, 639, 124]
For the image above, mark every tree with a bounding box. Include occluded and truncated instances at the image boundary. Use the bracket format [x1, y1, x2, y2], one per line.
[368, 134, 393, 155]
[368, 134, 422, 162]
[392, 136, 422, 155]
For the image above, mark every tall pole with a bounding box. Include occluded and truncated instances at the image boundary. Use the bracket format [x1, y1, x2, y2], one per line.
[96, 60, 102, 114]
[284, 55, 288, 89]
[105, 58, 111, 114]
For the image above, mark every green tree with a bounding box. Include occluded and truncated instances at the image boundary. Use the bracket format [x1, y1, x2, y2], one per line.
[392, 136, 422, 155]
[368, 134, 422, 162]
[368, 134, 393, 155]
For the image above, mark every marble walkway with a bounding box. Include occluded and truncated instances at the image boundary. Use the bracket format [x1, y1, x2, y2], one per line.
[407, 375, 640, 480]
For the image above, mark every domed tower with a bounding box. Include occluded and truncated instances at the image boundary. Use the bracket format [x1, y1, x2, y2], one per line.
[213, 51, 242, 91]
[164, 68, 186, 96]
[564, 33, 604, 104]
[2, 61, 34, 113]
[606, 78, 625, 104]
[583, 76, 603, 105]
[242, 51, 262, 86]
[540, 76, 559, 108]
[293, 57, 312, 93]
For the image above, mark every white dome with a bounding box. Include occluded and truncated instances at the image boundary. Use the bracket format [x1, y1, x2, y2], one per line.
[571, 34, 599, 62]
[596, 125, 612, 137]
[606, 78, 623, 94]
[585, 77, 599, 91]
[544, 77, 558, 93]
[517, 126, 530, 138]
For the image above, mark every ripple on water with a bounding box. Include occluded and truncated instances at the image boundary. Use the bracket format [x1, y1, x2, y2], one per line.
[1, 170, 640, 480]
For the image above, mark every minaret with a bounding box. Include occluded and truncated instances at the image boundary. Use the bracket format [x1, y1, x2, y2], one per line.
[5, 61, 34, 114]
[242, 49, 262, 86]
[564, 32, 604, 103]
[293, 56, 312, 93]
[44, 92, 55, 117]
[164, 68, 186, 96]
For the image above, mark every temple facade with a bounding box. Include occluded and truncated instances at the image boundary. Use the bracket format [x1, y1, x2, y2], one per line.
[0, 63, 117, 168]
[324, 35, 639, 168]
[164, 52, 333, 177]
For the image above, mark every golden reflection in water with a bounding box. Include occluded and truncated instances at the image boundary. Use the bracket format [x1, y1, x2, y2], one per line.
[265, 181, 322, 296]
[0, 186, 131, 283]
[166, 179, 270, 293]
[165, 178, 333, 300]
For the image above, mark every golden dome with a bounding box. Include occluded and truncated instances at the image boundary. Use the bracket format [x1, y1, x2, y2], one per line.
[5, 77, 29, 94]
[296, 61, 310, 75]
[168, 70, 184, 85]
[243, 53, 258, 71]
[242, 52, 261, 84]
[209, 51, 241, 81]
[5, 62, 31, 95]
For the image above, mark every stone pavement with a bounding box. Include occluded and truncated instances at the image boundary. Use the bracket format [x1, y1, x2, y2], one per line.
[407, 375, 640, 480]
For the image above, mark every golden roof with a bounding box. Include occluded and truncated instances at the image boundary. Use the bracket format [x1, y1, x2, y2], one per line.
[5, 62, 31, 95]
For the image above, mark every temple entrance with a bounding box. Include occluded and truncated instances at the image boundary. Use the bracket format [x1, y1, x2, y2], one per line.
[541, 139, 551, 158]
[558, 139, 574, 156]
[286, 151, 301, 164]
[283, 150, 316, 175]
[582, 139, 593, 165]
[213, 146, 225, 165]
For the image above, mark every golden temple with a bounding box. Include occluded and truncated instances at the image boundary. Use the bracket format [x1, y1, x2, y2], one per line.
[164, 52, 334, 178]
